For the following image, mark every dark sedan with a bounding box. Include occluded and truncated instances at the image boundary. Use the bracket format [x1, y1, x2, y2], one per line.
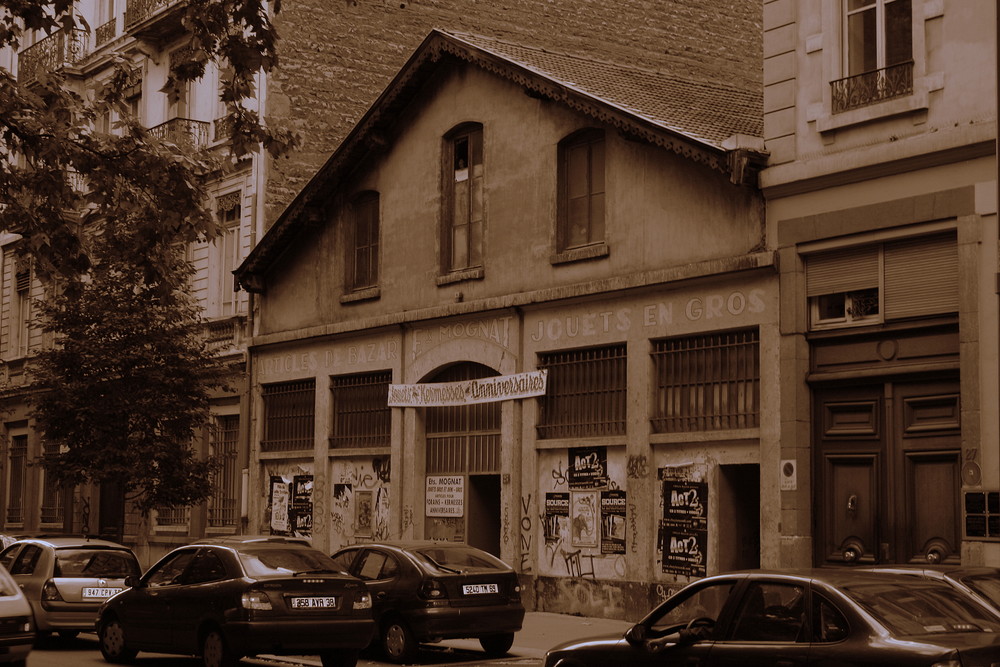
[331, 541, 524, 663]
[865, 566, 1000, 615]
[96, 540, 375, 667]
[543, 569, 1000, 667]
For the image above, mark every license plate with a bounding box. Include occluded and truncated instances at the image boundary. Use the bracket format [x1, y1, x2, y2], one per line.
[83, 587, 122, 599]
[462, 584, 498, 595]
[291, 596, 338, 609]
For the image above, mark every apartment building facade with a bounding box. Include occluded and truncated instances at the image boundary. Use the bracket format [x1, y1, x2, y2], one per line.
[762, 0, 999, 568]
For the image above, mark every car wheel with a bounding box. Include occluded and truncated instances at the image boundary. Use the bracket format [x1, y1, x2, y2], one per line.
[381, 617, 418, 663]
[201, 628, 239, 667]
[320, 649, 360, 667]
[58, 630, 80, 640]
[98, 617, 138, 664]
[479, 632, 515, 656]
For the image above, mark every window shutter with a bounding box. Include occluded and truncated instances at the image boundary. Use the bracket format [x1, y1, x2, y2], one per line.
[883, 234, 958, 320]
[805, 246, 880, 297]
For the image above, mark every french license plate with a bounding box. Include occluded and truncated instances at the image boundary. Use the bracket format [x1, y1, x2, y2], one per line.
[83, 587, 122, 599]
[291, 596, 338, 609]
[462, 584, 498, 595]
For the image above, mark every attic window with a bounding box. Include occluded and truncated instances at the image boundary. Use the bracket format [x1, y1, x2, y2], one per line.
[442, 123, 484, 274]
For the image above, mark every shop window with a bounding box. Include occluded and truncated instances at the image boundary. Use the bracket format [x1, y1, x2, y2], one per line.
[261, 379, 316, 452]
[208, 414, 239, 527]
[442, 123, 484, 275]
[330, 371, 391, 449]
[537, 344, 627, 439]
[346, 191, 380, 292]
[833, 0, 913, 114]
[805, 232, 957, 330]
[557, 129, 606, 252]
[651, 329, 760, 433]
[5, 434, 27, 524]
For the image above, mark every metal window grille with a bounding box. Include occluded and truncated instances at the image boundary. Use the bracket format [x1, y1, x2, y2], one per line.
[5, 435, 27, 523]
[262, 380, 315, 452]
[331, 371, 391, 448]
[209, 415, 239, 527]
[155, 505, 188, 527]
[425, 363, 501, 474]
[40, 442, 64, 524]
[537, 345, 627, 439]
[651, 329, 760, 433]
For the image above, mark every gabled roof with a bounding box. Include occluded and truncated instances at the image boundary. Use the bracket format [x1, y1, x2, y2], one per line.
[236, 29, 765, 292]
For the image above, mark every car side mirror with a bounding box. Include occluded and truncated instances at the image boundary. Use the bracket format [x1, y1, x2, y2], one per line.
[125, 575, 142, 589]
[624, 623, 647, 646]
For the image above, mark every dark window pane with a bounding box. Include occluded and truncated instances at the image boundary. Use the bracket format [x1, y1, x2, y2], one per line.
[847, 7, 877, 75]
[885, 0, 912, 65]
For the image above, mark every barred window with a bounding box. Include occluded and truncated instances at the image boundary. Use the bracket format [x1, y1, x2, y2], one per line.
[262, 380, 315, 452]
[651, 329, 759, 433]
[40, 441, 64, 525]
[155, 505, 189, 527]
[331, 371, 391, 448]
[537, 344, 627, 439]
[5, 435, 27, 523]
[209, 415, 240, 527]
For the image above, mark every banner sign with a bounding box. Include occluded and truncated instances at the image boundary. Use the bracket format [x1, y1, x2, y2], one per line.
[388, 370, 547, 407]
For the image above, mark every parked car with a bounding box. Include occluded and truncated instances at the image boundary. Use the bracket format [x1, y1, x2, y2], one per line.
[96, 539, 375, 667]
[864, 565, 1000, 614]
[0, 563, 33, 666]
[0, 535, 140, 639]
[330, 541, 524, 663]
[543, 569, 1000, 667]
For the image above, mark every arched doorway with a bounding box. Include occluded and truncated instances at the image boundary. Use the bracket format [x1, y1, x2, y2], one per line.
[423, 362, 502, 556]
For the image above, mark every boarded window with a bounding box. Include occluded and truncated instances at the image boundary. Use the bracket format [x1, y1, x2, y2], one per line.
[262, 380, 316, 452]
[331, 371, 391, 449]
[537, 345, 627, 439]
[651, 329, 760, 433]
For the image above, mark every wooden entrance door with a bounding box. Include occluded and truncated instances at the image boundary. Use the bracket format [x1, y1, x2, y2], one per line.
[814, 378, 961, 565]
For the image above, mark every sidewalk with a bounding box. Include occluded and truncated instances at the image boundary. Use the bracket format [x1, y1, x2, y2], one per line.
[259, 611, 634, 665]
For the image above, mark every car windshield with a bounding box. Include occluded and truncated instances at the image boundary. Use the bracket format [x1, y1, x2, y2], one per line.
[960, 574, 1000, 610]
[238, 547, 343, 577]
[410, 546, 508, 572]
[843, 580, 1000, 636]
[54, 548, 140, 578]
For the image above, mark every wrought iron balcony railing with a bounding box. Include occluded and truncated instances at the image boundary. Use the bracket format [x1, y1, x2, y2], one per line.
[148, 118, 210, 149]
[831, 61, 914, 114]
[95, 19, 117, 47]
[17, 29, 89, 84]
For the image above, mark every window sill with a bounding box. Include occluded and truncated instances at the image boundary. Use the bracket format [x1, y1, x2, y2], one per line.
[816, 88, 929, 133]
[340, 287, 380, 304]
[436, 267, 484, 286]
[550, 242, 610, 265]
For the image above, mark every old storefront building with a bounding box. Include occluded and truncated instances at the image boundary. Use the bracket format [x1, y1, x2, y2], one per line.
[235, 30, 773, 617]
[762, 0, 999, 567]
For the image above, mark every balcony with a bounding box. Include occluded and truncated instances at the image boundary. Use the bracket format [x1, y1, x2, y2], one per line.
[203, 316, 245, 355]
[124, 0, 186, 42]
[17, 29, 89, 85]
[831, 61, 914, 114]
[95, 19, 117, 48]
[148, 118, 210, 150]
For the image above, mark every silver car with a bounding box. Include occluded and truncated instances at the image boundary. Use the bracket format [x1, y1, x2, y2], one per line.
[0, 536, 140, 638]
[0, 562, 32, 666]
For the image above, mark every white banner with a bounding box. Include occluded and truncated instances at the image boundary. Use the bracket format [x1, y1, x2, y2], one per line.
[388, 370, 547, 407]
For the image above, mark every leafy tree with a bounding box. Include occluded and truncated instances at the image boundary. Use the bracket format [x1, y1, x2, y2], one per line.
[0, 0, 297, 512]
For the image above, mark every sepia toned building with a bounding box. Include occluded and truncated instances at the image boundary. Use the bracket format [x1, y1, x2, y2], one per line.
[234, 29, 771, 618]
[762, 0, 999, 568]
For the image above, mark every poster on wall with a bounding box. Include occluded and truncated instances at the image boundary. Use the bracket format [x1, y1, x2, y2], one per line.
[355, 490, 373, 537]
[269, 476, 290, 535]
[600, 490, 627, 554]
[544, 492, 570, 543]
[568, 446, 609, 489]
[425, 475, 465, 517]
[659, 469, 708, 576]
[570, 490, 599, 547]
[291, 475, 314, 536]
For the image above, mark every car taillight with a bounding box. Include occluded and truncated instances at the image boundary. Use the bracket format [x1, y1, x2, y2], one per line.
[241, 590, 272, 611]
[41, 580, 63, 602]
[419, 579, 448, 600]
[511, 583, 521, 600]
[353, 591, 372, 610]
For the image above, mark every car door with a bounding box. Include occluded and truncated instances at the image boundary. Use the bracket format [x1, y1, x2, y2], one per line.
[125, 548, 198, 649]
[352, 549, 407, 623]
[707, 579, 810, 667]
[168, 548, 234, 654]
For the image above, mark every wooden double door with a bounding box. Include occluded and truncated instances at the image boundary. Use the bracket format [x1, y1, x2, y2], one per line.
[813, 378, 962, 566]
